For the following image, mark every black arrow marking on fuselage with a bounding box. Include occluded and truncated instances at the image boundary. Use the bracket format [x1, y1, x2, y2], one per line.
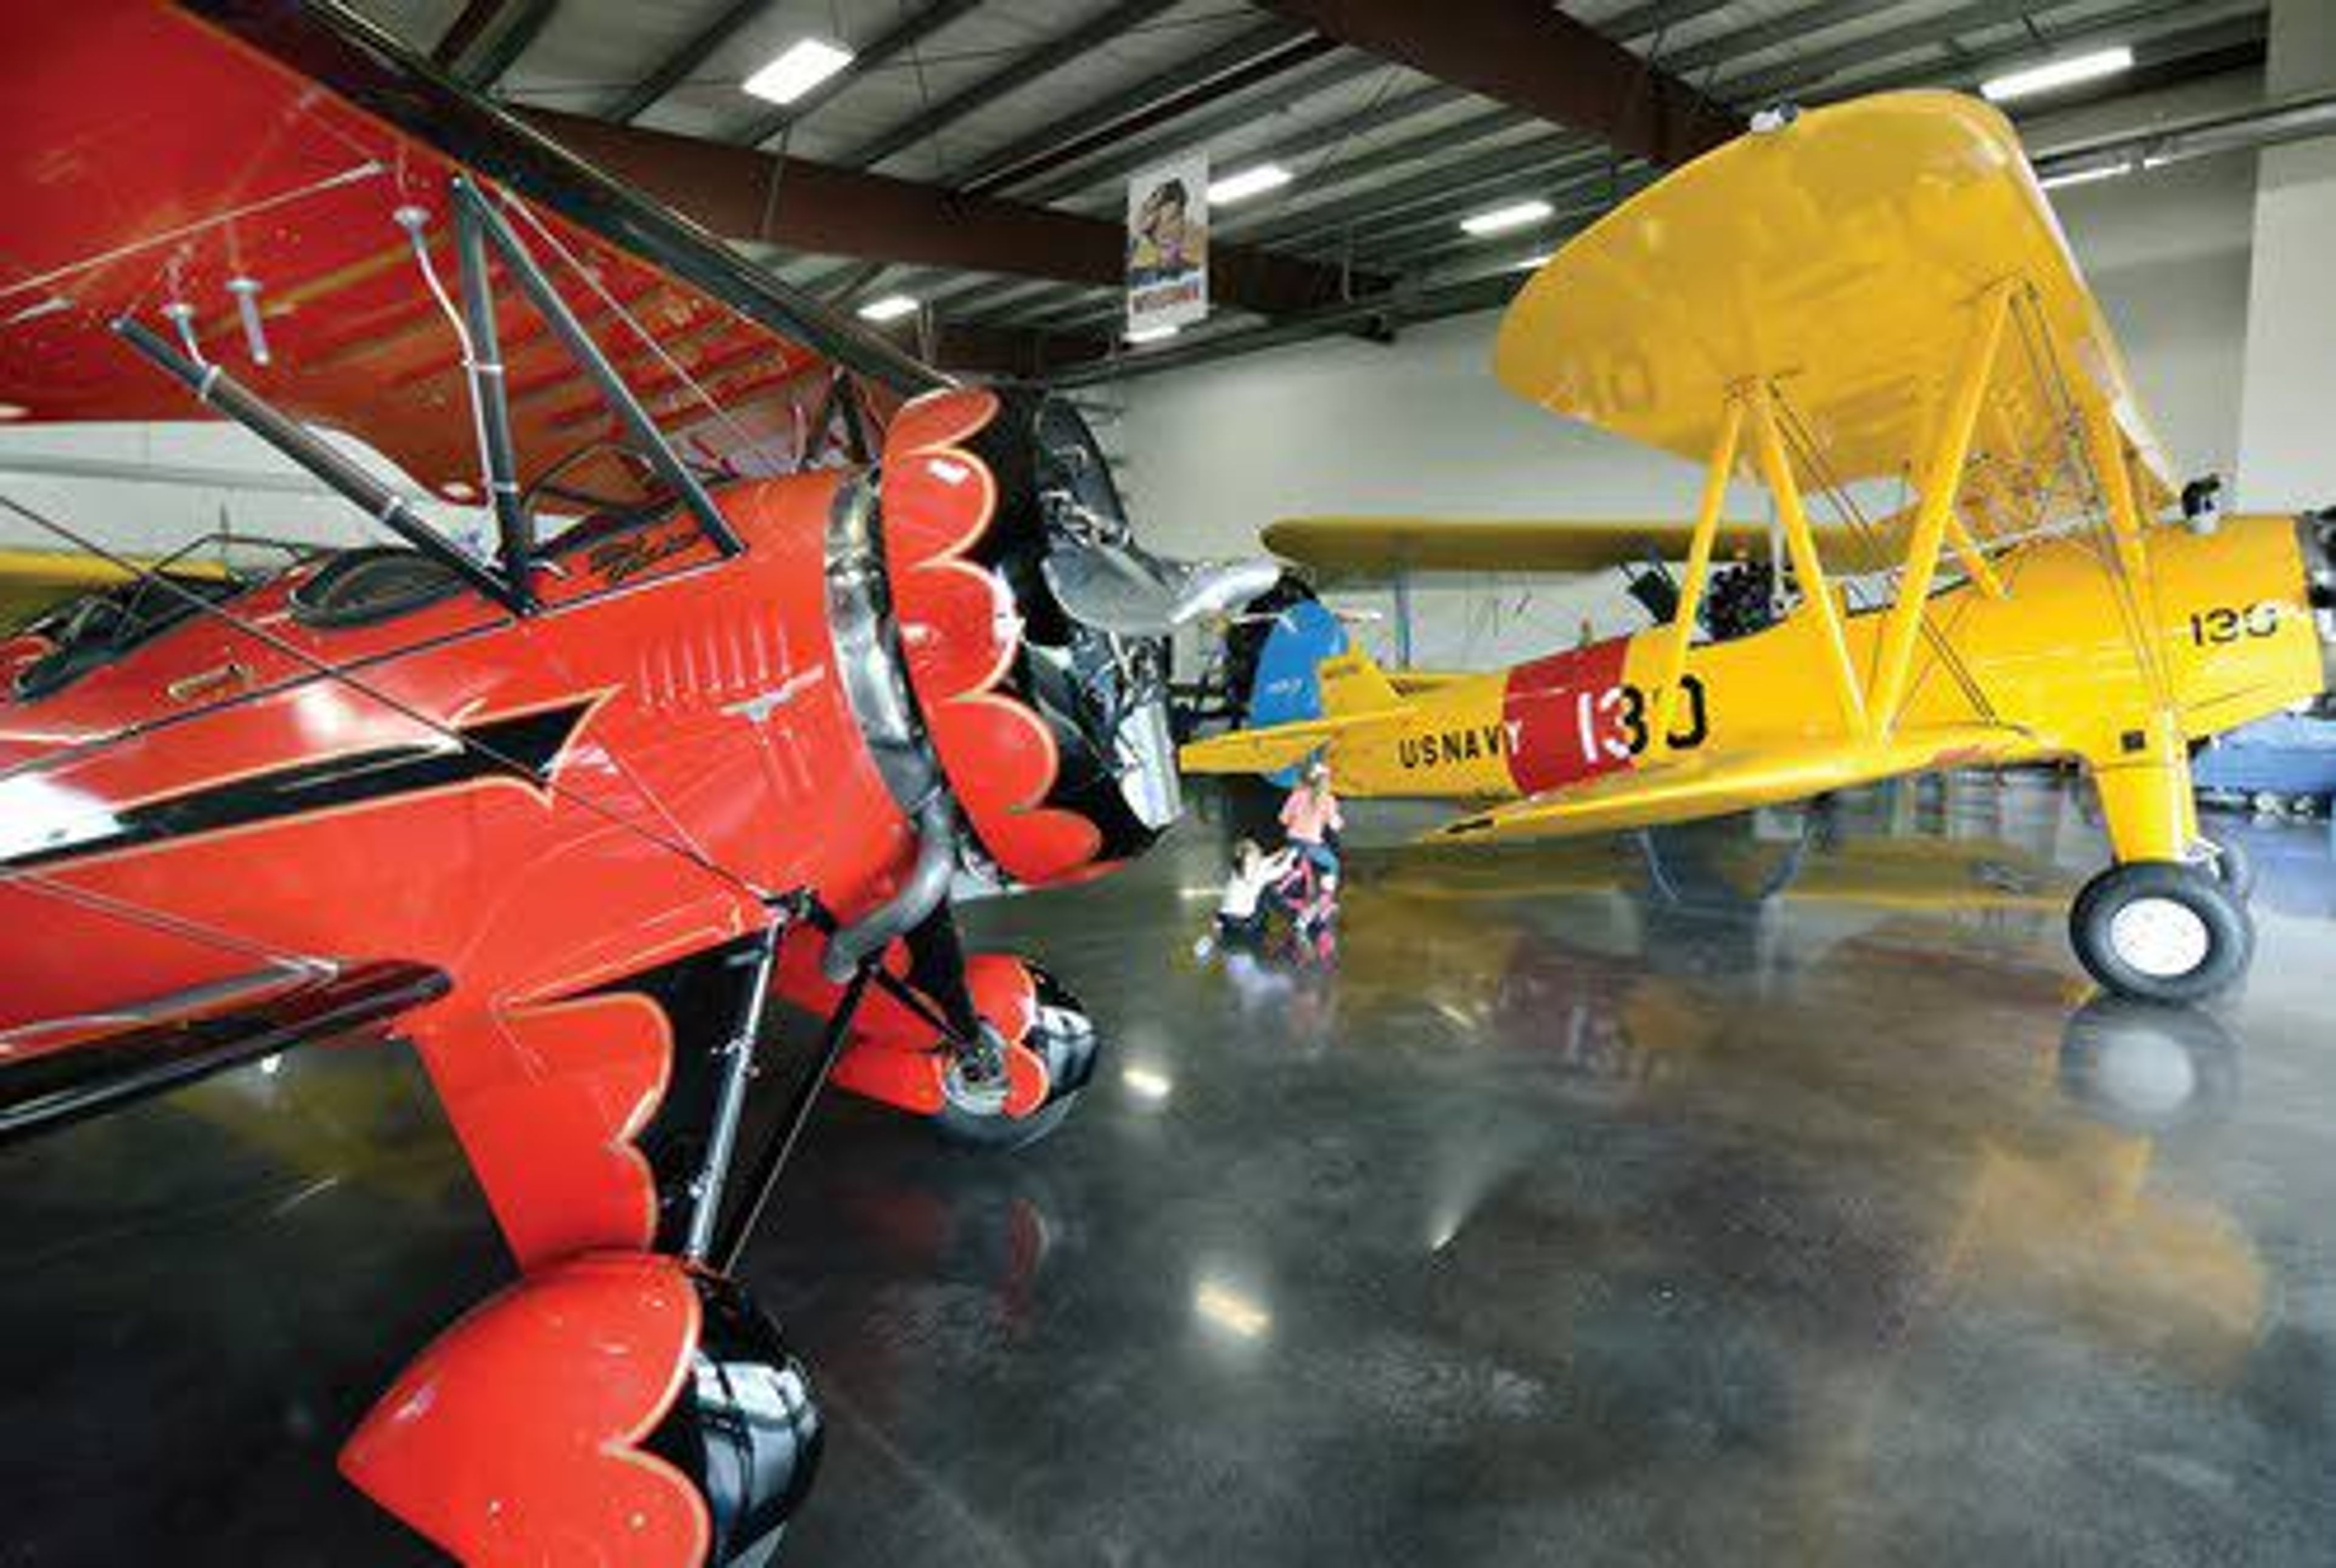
[2, 699, 596, 871]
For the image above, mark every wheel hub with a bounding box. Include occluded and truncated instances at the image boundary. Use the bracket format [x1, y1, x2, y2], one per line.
[942, 1024, 1013, 1117]
[2108, 895, 2212, 979]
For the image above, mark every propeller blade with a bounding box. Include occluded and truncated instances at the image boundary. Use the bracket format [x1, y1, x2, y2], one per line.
[1043, 543, 1280, 637]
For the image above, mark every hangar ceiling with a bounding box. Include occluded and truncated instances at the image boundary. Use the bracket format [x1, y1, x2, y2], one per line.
[356, 0, 2276, 380]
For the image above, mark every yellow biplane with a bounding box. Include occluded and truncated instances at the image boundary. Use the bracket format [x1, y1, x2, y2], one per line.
[1182, 91, 2335, 1005]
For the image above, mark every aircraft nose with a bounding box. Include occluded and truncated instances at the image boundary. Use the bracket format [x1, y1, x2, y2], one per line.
[1043, 543, 1282, 640]
[858, 386, 1260, 885]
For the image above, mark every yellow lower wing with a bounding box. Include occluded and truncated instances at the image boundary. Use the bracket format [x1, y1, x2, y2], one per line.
[0, 549, 229, 632]
[1433, 724, 2043, 844]
[1266, 516, 1789, 580]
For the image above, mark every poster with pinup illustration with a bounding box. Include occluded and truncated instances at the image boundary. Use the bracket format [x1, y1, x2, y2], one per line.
[1127, 154, 1209, 335]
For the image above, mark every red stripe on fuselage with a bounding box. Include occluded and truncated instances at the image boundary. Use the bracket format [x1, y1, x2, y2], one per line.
[1501, 637, 1636, 796]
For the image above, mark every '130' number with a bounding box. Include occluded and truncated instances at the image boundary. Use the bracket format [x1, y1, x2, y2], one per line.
[2189, 603, 2281, 645]
[1575, 675, 1709, 764]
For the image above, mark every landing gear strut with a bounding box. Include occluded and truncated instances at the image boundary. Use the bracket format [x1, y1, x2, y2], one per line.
[2069, 860, 2253, 1004]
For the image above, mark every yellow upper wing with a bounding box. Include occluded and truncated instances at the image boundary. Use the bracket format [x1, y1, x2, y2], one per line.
[1496, 91, 2175, 517]
[1432, 723, 2042, 844]
[1263, 516, 1790, 579]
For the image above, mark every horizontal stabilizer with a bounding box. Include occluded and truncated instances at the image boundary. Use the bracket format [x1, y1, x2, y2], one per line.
[1180, 707, 1407, 775]
[1433, 724, 2040, 844]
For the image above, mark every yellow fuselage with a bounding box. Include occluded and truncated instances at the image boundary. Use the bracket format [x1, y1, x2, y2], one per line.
[1318, 515, 2324, 836]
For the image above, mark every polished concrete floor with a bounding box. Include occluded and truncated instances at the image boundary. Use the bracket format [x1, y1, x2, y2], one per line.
[7, 774, 2336, 1565]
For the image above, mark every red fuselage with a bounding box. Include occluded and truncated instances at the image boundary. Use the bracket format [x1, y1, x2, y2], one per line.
[3, 474, 888, 1032]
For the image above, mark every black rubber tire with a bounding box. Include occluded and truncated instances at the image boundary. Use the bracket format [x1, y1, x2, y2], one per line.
[2068, 861, 2253, 1004]
[2057, 994, 2239, 1135]
[2203, 834, 2256, 902]
[933, 965, 1098, 1151]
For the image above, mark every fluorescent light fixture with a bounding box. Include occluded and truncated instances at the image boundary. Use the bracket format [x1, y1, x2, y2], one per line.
[1510, 251, 1555, 273]
[1981, 46, 2132, 103]
[1461, 199, 1555, 238]
[856, 293, 919, 324]
[2040, 162, 2131, 192]
[1125, 323, 1181, 345]
[1194, 1280, 1272, 1339]
[1122, 1064, 1174, 1101]
[743, 38, 855, 106]
[1208, 163, 1292, 205]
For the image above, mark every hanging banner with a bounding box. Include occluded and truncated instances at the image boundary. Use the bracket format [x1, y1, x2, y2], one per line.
[1127, 153, 1209, 336]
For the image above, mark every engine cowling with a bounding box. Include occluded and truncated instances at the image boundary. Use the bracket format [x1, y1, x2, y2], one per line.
[839, 387, 1185, 892]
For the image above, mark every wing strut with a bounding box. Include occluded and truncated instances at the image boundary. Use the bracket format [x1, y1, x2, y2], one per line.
[1747, 382, 1869, 737]
[448, 187, 535, 603]
[1647, 398, 1742, 756]
[111, 315, 526, 612]
[456, 179, 745, 557]
[1869, 279, 2016, 731]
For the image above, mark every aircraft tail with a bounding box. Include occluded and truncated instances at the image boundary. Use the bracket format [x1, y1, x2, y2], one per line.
[1238, 590, 1352, 732]
[1183, 592, 1410, 780]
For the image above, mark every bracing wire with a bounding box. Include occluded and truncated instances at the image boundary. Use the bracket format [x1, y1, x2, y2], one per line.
[0, 164, 386, 307]
[1767, 386, 2000, 723]
[498, 192, 767, 462]
[2006, 290, 2179, 712]
[3, 862, 330, 979]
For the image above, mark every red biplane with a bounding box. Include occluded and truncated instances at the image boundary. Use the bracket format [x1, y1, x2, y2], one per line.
[0, 3, 1267, 1560]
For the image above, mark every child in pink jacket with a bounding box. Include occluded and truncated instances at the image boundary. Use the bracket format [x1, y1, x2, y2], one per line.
[1280, 759, 1344, 888]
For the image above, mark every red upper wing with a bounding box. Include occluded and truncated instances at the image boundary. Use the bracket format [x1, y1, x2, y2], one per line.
[2, 0, 934, 500]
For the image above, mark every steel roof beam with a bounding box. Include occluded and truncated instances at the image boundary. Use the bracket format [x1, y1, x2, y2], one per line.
[1208, 109, 1559, 239]
[430, 0, 558, 88]
[431, 0, 515, 68]
[1000, 0, 1743, 212]
[1002, 51, 1400, 204]
[837, 0, 1181, 171]
[1597, 0, 1750, 45]
[953, 20, 1327, 195]
[1027, 0, 2265, 376]
[1168, 0, 2252, 279]
[1309, 0, 2258, 273]
[521, 108, 1379, 317]
[603, 0, 773, 123]
[736, 0, 989, 146]
[1252, 0, 1742, 164]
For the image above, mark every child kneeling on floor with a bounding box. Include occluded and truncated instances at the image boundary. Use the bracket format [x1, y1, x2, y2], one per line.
[1195, 838, 1294, 959]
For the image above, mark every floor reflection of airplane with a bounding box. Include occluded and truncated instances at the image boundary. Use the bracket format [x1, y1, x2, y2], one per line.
[1183, 91, 2336, 1007]
[0, 4, 1255, 1561]
[1299, 850, 2261, 1486]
